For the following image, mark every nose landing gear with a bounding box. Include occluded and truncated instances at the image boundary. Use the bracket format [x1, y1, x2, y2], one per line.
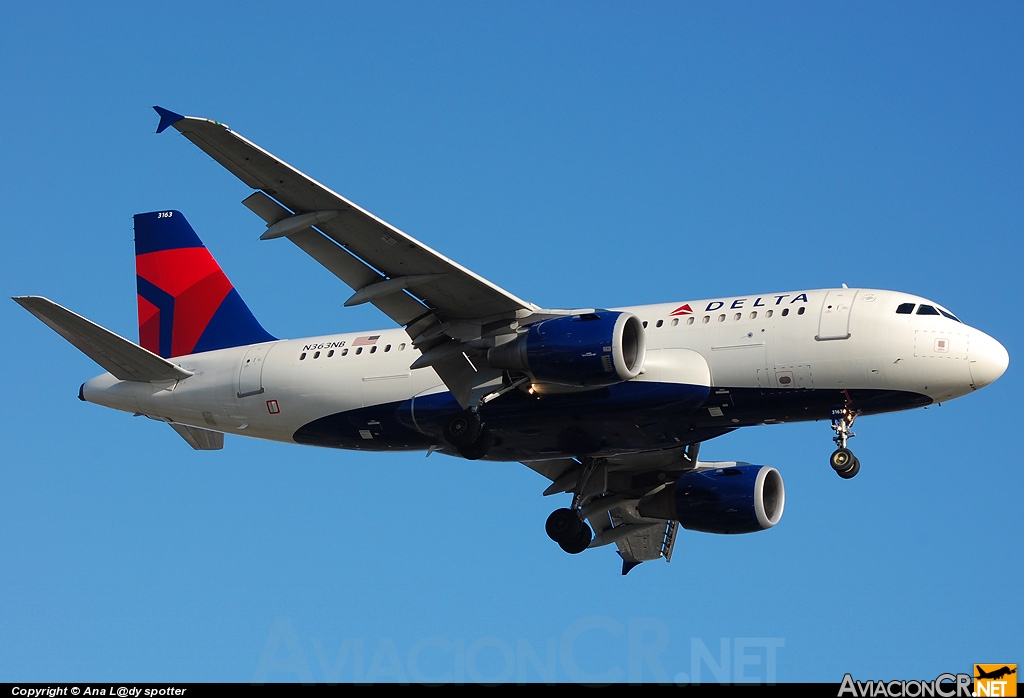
[830, 405, 861, 479]
[829, 446, 860, 479]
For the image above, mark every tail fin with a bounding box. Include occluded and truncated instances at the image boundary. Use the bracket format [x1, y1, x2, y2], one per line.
[134, 210, 275, 358]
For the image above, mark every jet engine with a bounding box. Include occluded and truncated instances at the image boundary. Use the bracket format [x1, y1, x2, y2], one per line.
[488, 311, 646, 387]
[639, 465, 785, 534]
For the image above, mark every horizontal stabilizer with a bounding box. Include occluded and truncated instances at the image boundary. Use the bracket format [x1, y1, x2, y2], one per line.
[169, 423, 224, 450]
[13, 296, 193, 383]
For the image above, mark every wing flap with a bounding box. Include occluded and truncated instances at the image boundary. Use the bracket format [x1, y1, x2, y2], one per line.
[610, 521, 676, 567]
[14, 296, 193, 383]
[587, 501, 677, 574]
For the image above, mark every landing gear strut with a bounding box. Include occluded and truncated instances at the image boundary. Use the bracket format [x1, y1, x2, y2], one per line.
[830, 405, 861, 479]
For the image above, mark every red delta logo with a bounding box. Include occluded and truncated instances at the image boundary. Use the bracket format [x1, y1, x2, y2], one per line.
[669, 303, 693, 317]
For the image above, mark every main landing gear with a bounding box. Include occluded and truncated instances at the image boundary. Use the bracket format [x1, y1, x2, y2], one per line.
[545, 508, 593, 554]
[544, 459, 598, 554]
[829, 405, 861, 479]
[444, 409, 492, 460]
[443, 377, 529, 461]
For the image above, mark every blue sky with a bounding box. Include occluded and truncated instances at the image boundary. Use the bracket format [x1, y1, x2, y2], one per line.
[1, 1, 1020, 683]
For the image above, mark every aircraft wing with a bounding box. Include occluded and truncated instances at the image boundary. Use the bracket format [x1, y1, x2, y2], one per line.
[155, 107, 538, 405]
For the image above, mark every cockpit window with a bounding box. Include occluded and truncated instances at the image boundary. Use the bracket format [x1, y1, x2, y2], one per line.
[939, 308, 962, 323]
[896, 303, 915, 314]
[916, 305, 940, 316]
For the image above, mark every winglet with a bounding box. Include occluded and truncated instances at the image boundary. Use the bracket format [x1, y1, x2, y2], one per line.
[153, 106, 184, 134]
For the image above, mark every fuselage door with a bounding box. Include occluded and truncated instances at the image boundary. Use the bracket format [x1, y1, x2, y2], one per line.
[816, 289, 857, 341]
[238, 343, 273, 397]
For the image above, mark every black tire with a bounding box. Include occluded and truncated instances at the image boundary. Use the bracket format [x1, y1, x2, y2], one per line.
[559, 521, 593, 554]
[830, 447, 855, 472]
[545, 508, 582, 544]
[456, 426, 492, 460]
[445, 411, 481, 447]
[837, 456, 861, 479]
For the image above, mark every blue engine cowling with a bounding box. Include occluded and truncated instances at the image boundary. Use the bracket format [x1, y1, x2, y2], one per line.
[487, 311, 646, 387]
[640, 465, 785, 534]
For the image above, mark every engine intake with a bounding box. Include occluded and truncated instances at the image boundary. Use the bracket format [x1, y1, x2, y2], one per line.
[488, 311, 646, 387]
[639, 465, 785, 534]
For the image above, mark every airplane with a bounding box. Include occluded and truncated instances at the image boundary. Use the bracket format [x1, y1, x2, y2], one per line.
[14, 106, 1009, 574]
[975, 666, 1016, 681]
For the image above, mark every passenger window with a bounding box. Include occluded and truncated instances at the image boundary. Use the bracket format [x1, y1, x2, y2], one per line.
[342, 348, 349, 356]
[782, 308, 790, 317]
[750, 311, 757, 319]
[734, 313, 741, 321]
[766, 310, 773, 318]
[718, 314, 726, 322]
[313, 351, 320, 359]
[702, 316, 710, 324]
[356, 347, 363, 355]
[399, 343, 406, 350]
[656, 319, 664, 328]
[385, 344, 392, 352]
[798, 307, 805, 315]
[642, 321, 648, 328]
[686, 317, 694, 325]
[671, 318, 679, 326]
[299, 352, 307, 360]
[896, 303, 915, 314]
[370, 346, 377, 353]
[328, 350, 334, 358]
[917, 305, 940, 316]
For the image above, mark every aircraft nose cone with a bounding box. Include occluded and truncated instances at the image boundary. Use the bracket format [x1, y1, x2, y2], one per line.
[970, 331, 1009, 389]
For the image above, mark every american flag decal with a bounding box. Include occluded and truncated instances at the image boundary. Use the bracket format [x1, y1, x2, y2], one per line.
[353, 335, 380, 346]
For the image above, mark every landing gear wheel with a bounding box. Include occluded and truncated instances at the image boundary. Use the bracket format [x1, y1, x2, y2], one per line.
[445, 411, 481, 445]
[837, 457, 861, 479]
[545, 508, 581, 543]
[830, 448, 860, 478]
[546, 508, 593, 554]
[444, 411, 491, 460]
[830, 447, 853, 470]
[456, 427, 492, 460]
[558, 522, 593, 554]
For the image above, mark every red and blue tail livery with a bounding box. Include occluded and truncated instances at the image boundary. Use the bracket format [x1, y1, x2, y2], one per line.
[134, 210, 274, 358]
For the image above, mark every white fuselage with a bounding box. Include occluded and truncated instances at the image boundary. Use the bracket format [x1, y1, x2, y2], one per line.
[81, 288, 1008, 460]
